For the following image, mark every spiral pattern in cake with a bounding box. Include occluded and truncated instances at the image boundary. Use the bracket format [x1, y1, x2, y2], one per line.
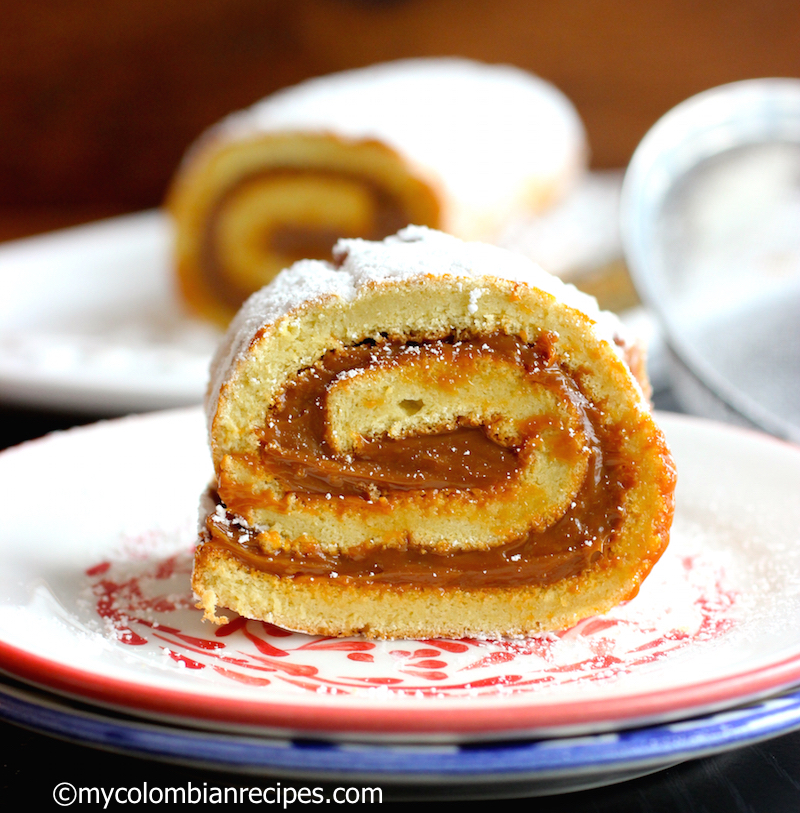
[193, 227, 675, 638]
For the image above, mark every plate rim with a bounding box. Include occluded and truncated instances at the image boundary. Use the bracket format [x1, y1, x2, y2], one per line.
[3, 636, 800, 741]
[2, 675, 800, 790]
[0, 210, 219, 414]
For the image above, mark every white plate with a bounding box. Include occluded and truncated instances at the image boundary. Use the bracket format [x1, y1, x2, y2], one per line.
[0, 211, 220, 413]
[0, 409, 799, 743]
[0, 189, 662, 416]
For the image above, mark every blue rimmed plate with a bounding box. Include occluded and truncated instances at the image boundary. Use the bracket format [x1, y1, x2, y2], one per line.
[2, 677, 800, 798]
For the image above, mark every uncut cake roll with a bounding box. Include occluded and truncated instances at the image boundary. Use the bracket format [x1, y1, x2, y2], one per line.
[193, 227, 676, 639]
[167, 57, 586, 326]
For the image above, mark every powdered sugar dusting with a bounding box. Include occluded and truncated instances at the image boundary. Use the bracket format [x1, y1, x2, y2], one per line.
[205, 259, 354, 425]
[336, 226, 612, 319]
[468, 287, 484, 314]
[195, 58, 585, 222]
[206, 226, 637, 427]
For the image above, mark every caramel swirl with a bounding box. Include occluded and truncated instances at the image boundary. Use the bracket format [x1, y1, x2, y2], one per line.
[205, 428, 628, 588]
[210, 332, 633, 588]
[202, 168, 414, 312]
[259, 332, 580, 494]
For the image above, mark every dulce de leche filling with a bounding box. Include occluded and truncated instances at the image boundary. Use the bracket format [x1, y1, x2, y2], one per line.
[207, 332, 633, 589]
[202, 168, 412, 312]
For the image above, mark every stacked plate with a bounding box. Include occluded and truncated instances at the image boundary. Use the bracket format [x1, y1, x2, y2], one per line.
[1, 407, 799, 797]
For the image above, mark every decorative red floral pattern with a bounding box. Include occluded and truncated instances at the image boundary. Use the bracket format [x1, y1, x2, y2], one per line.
[87, 546, 738, 698]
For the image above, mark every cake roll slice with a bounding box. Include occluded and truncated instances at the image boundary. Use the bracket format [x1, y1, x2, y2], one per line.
[167, 58, 586, 325]
[193, 227, 675, 639]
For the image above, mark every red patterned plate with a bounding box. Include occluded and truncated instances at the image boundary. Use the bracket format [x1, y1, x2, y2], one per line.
[0, 409, 799, 741]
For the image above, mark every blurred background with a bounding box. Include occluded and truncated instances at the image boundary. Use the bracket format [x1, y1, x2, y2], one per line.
[2, 0, 800, 429]
[3, 0, 800, 241]
[2, 3, 800, 803]
[2, 0, 800, 438]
